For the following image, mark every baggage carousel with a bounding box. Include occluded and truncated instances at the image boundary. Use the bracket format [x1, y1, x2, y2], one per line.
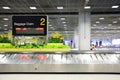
[0, 51, 120, 73]
[0, 51, 120, 64]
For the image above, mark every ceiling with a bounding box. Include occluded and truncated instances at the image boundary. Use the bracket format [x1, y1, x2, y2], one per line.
[0, 0, 120, 39]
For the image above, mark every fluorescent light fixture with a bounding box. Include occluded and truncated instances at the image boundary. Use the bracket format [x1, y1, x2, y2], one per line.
[99, 18, 104, 20]
[108, 24, 112, 26]
[50, 27, 54, 28]
[91, 27, 95, 28]
[96, 31, 99, 32]
[65, 31, 68, 33]
[64, 24, 67, 26]
[96, 21, 100, 23]
[4, 28, 7, 30]
[29, 7, 37, 9]
[4, 25, 8, 27]
[104, 27, 107, 28]
[112, 5, 119, 8]
[84, 6, 91, 9]
[2, 6, 11, 9]
[62, 22, 66, 23]
[49, 25, 52, 26]
[93, 24, 96, 26]
[57, 6, 63, 9]
[113, 21, 117, 23]
[52, 28, 55, 30]
[64, 27, 67, 28]
[3, 18, 9, 20]
[61, 18, 66, 20]
[117, 31, 120, 32]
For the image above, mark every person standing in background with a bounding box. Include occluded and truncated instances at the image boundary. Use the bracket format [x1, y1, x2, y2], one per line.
[96, 41, 98, 47]
[99, 41, 102, 47]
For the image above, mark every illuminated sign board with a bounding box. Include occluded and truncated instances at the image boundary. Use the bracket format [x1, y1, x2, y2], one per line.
[12, 16, 47, 36]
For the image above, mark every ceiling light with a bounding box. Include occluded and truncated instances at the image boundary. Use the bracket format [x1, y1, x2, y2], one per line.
[64, 27, 67, 28]
[4, 25, 8, 27]
[61, 18, 66, 20]
[52, 28, 55, 30]
[99, 18, 104, 20]
[96, 21, 100, 23]
[101, 28, 105, 29]
[49, 25, 52, 26]
[108, 24, 112, 26]
[96, 31, 99, 32]
[57, 6, 63, 9]
[93, 24, 96, 26]
[117, 31, 120, 32]
[50, 27, 54, 28]
[2, 6, 11, 9]
[4, 28, 7, 30]
[3, 18, 9, 20]
[112, 5, 119, 8]
[113, 21, 117, 23]
[64, 24, 67, 26]
[62, 22, 66, 23]
[104, 27, 107, 28]
[29, 7, 37, 9]
[84, 6, 91, 9]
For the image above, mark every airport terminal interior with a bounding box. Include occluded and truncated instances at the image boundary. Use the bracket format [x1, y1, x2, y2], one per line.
[0, 0, 120, 79]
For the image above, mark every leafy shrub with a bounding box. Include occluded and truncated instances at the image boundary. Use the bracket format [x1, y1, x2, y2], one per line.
[0, 38, 11, 43]
[0, 43, 70, 49]
[48, 38, 60, 43]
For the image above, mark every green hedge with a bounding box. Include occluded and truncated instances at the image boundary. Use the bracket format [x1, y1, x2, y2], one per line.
[0, 38, 11, 43]
[48, 38, 60, 43]
[0, 43, 70, 49]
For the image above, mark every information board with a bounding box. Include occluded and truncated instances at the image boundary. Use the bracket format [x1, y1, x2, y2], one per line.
[12, 16, 47, 36]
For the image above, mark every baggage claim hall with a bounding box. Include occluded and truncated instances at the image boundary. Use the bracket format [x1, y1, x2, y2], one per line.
[0, 0, 120, 80]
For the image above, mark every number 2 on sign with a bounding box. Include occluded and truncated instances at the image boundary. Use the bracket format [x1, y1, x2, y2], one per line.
[40, 18, 45, 26]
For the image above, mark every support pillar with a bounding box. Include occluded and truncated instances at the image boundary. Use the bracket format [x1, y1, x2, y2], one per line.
[73, 28, 79, 49]
[78, 11, 91, 50]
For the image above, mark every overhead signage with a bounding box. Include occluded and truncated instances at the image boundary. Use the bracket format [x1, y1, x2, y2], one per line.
[12, 16, 47, 36]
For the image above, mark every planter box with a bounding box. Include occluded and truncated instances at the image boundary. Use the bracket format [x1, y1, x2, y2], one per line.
[0, 43, 12, 46]
[0, 48, 70, 52]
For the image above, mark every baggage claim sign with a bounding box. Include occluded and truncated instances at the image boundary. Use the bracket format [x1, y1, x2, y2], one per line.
[12, 16, 47, 36]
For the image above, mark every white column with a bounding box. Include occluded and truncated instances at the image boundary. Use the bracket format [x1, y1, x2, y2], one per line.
[73, 28, 79, 49]
[78, 11, 91, 50]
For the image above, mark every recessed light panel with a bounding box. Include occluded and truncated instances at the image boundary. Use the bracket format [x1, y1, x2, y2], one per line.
[96, 21, 100, 23]
[112, 5, 119, 8]
[29, 7, 37, 9]
[57, 6, 63, 9]
[113, 21, 117, 23]
[84, 6, 91, 9]
[49, 25, 52, 26]
[61, 18, 66, 20]
[99, 18, 104, 20]
[2, 6, 11, 9]
[62, 22, 66, 23]
[3, 18, 9, 20]
[64, 25, 67, 26]
[4, 25, 8, 27]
